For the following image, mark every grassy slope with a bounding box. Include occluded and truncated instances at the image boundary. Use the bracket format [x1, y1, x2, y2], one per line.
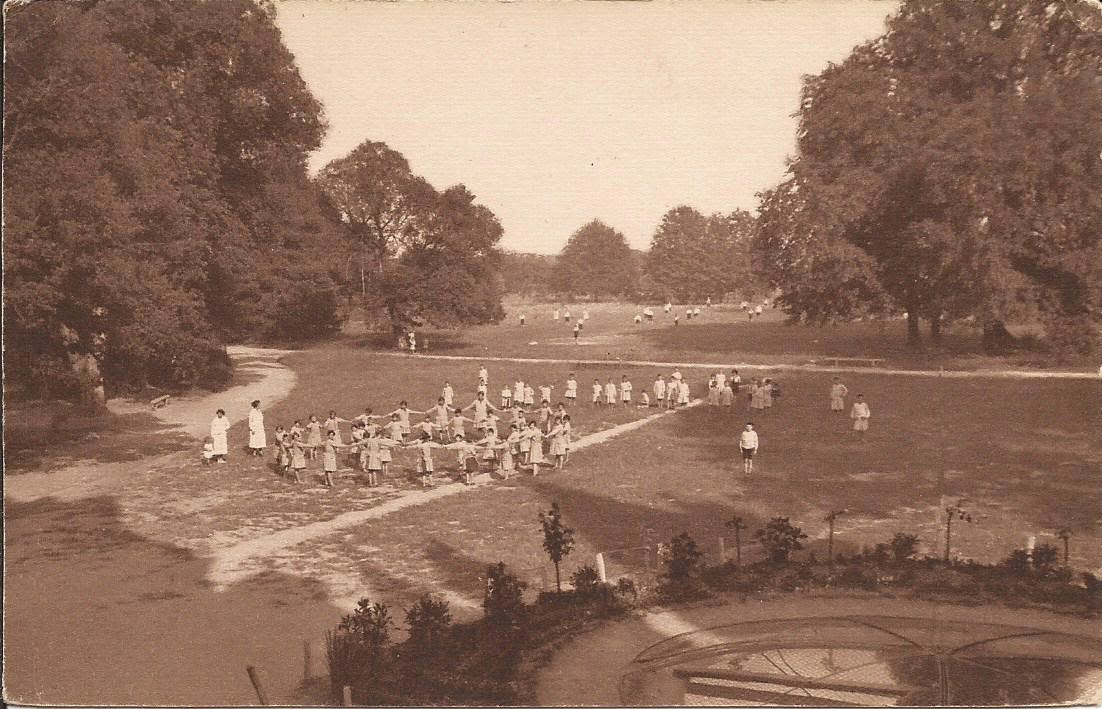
[233, 352, 1101, 621]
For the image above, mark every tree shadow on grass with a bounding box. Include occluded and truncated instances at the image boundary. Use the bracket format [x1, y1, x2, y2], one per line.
[520, 476, 767, 562]
[4, 405, 196, 473]
[5, 494, 344, 707]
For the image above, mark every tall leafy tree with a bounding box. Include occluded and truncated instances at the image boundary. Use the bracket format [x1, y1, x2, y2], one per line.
[550, 220, 638, 298]
[645, 206, 759, 301]
[4, 0, 344, 398]
[755, 0, 1102, 351]
[645, 206, 710, 302]
[317, 143, 505, 332]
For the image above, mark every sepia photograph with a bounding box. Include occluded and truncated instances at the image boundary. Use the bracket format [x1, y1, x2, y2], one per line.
[3, 0, 1101, 705]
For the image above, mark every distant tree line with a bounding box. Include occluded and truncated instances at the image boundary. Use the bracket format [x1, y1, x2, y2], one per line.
[519, 210, 760, 303]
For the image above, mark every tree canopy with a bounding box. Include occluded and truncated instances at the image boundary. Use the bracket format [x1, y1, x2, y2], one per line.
[4, 0, 345, 398]
[754, 0, 1102, 351]
[317, 142, 505, 331]
[550, 220, 639, 298]
[644, 206, 758, 302]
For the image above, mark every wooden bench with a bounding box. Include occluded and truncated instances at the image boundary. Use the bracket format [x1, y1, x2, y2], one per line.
[820, 357, 885, 368]
[151, 394, 170, 410]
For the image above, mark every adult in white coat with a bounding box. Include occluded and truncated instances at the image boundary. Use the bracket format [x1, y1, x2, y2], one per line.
[210, 409, 231, 463]
[248, 400, 266, 456]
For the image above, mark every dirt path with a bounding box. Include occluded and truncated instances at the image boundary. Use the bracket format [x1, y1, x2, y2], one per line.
[382, 351, 1097, 379]
[5, 346, 296, 504]
[206, 399, 704, 592]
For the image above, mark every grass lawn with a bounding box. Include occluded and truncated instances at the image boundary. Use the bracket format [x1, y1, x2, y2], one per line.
[190, 347, 1100, 623]
[343, 298, 1087, 370]
[10, 325, 1097, 630]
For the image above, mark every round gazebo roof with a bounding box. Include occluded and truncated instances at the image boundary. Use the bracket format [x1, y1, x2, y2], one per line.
[620, 615, 1102, 706]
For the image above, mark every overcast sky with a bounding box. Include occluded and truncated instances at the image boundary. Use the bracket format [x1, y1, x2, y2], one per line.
[275, 0, 897, 254]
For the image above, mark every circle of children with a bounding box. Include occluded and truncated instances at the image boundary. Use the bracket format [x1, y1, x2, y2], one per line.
[206, 367, 697, 489]
[204, 368, 870, 488]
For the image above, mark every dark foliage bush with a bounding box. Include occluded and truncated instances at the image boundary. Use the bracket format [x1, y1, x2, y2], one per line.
[326, 599, 392, 701]
[570, 565, 608, 600]
[1031, 543, 1060, 574]
[754, 517, 808, 563]
[1001, 548, 1033, 574]
[660, 532, 707, 598]
[405, 594, 451, 660]
[838, 564, 880, 590]
[483, 562, 527, 628]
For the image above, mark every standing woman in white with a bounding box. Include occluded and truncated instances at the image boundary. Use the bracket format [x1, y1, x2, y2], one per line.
[210, 409, 231, 463]
[248, 400, 266, 456]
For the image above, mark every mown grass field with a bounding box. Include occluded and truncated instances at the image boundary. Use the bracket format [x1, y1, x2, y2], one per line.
[12, 331, 1098, 619]
[344, 298, 1081, 370]
[136, 339, 1094, 626]
[6, 309, 1099, 704]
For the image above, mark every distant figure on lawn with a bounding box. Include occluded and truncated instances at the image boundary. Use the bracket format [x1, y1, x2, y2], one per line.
[720, 379, 734, 406]
[209, 409, 230, 463]
[739, 422, 758, 475]
[202, 438, 215, 465]
[851, 394, 871, 435]
[604, 378, 617, 406]
[553, 307, 561, 321]
[677, 378, 691, 407]
[830, 377, 849, 411]
[620, 375, 632, 406]
[592, 379, 602, 406]
[573, 323, 581, 342]
[519, 312, 526, 325]
[565, 374, 578, 406]
[653, 374, 667, 408]
[248, 400, 266, 456]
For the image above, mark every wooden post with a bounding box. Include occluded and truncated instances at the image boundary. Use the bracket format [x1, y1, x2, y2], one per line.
[595, 553, 607, 583]
[303, 639, 313, 681]
[718, 537, 726, 563]
[342, 685, 353, 707]
[246, 665, 271, 706]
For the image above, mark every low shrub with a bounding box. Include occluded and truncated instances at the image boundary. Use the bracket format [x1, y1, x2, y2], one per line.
[484, 562, 527, 628]
[570, 565, 603, 598]
[838, 563, 879, 590]
[754, 517, 808, 563]
[326, 599, 392, 701]
[660, 532, 707, 598]
[405, 594, 452, 661]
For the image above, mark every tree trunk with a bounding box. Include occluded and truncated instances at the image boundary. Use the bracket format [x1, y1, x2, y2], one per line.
[906, 310, 921, 348]
[929, 314, 943, 345]
[554, 562, 561, 592]
[982, 320, 1014, 354]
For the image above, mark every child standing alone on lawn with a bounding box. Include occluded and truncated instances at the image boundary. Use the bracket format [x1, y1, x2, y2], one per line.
[851, 394, 871, 437]
[830, 377, 849, 412]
